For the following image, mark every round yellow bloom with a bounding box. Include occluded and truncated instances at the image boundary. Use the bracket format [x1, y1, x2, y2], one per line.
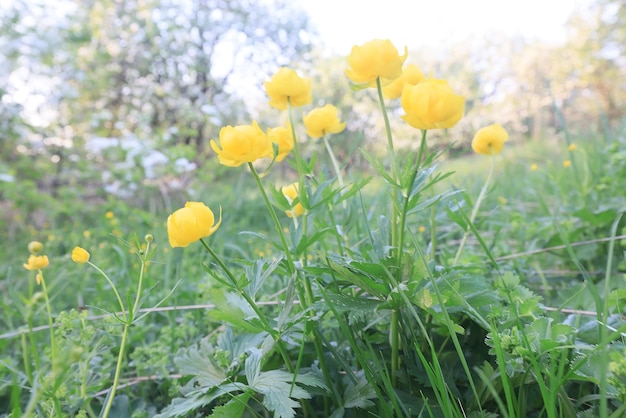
[346, 39, 408, 86]
[28, 241, 44, 255]
[530, 163, 538, 171]
[563, 160, 571, 168]
[267, 126, 294, 162]
[210, 121, 273, 167]
[167, 202, 221, 248]
[282, 183, 305, 218]
[382, 64, 426, 99]
[303, 104, 347, 139]
[71, 247, 90, 264]
[401, 79, 465, 130]
[264, 67, 312, 110]
[471, 123, 509, 155]
[105, 211, 114, 219]
[568, 144, 576, 151]
[23, 254, 49, 271]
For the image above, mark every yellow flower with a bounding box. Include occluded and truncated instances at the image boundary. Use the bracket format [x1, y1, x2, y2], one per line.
[210, 121, 273, 167]
[267, 125, 294, 162]
[401, 79, 465, 130]
[264, 67, 312, 110]
[568, 144, 576, 151]
[282, 183, 305, 218]
[471, 123, 509, 155]
[346, 39, 408, 87]
[303, 104, 347, 139]
[28, 241, 44, 255]
[498, 196, 508, 205]
[35, 273, 43, 285]
[530, 163, 538, 171]
[71, 247, 90, 264]
[563, 160, 571, 168]
[23, 254, 49, 271]
[382, 64, 426, 99]
[167, 202, 221, 248]
[105, 211, 114, 219]
[418, 226, 426, 233]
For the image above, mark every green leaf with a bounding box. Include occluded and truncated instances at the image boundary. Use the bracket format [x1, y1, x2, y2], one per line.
[173, 338, 228, 388]
[208, 392, 252, 418]
[360, 148, 399, 187]
[326, 257, 390, 298]
[323, 291, 383, 325]
[208, 289, 264, 333]
[343, 373, 377, 409]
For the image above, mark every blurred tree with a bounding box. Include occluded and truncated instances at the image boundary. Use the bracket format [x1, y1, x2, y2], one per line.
[64, 0, 315, 150]
[563, 0, 625, 131]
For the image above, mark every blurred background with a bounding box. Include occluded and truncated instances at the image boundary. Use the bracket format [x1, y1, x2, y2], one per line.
[1, 0, 624, 247]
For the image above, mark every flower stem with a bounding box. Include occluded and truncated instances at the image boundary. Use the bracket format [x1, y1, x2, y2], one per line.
[453, 153, 496, 264]
[88, 262, 127, 322]
[322, 134, 344, 190]
[101, 322, 129, 418]
[199, 238, 295, 372]
[38, 272, 56, 369]
[248, 163, 297, 275]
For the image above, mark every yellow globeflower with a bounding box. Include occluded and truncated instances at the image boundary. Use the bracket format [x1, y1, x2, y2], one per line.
[471, 123, 509, 155]
[346, 39, 408, 87]
[303, 104, 347, 139]
[264, 67, 312, 110]
[401, 79, 465, 130]
[71, 247, 90, 264]
[267, 126, 294, 162]
[282, 183, 305, 218]
[28, 241, 44, 255]
[23, 254, 49, 271]
[382, 64, 426, 99]
[167, 202, 221, 248]
[210, 121, 273, 167]
[563, 160, 571, 168]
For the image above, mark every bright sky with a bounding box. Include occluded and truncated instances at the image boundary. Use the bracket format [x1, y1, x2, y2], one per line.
[300, 0, 591, 54]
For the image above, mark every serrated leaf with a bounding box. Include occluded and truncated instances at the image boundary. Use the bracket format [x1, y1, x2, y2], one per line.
[343, 374, 376, 409]
[245, 348, 262, 385]
[322, 292, 381, 325]
[326, 257, 389, 298]
[208, 391, 252, 418]
[174, 338, 227, 388]
[360, 148, 399, 187]
[208, 289, 263, 333]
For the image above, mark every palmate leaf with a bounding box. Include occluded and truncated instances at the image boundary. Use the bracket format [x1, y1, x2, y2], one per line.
[207, 288, 265, 333]
[174, 338, 228, 388]
[208, 391, 253, 418]
[326, 257, 390, 298]
[323, 291, 382, 325]
[343, 373, 377, 409]
[250, 370, 327, 418]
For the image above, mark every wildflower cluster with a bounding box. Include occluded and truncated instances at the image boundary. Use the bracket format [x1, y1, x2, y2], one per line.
[160, 38, 512, 418]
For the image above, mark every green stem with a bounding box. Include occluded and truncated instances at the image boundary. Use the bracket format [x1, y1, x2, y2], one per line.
[130, 241, 150, 320]
[88, 262, 127, 322]
[453, 153, 495, 264]
[322, 134, 344, 190]
[376, 77, 400, 259]
[248, 163, 297, 275]
[101, 322, 129, 418]
[390, 309, 400, 387]
[37, 272, 56, 367]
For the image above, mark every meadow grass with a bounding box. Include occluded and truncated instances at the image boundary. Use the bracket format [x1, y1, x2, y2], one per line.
[2, 82, 626, 417]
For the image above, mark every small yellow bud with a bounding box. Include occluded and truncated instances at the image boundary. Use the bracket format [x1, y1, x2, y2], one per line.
[71, 247, 90, 264]
[28, 241, 44, 255]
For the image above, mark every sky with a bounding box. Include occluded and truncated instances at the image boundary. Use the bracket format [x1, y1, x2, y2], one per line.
[300, 0, 591, 54]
